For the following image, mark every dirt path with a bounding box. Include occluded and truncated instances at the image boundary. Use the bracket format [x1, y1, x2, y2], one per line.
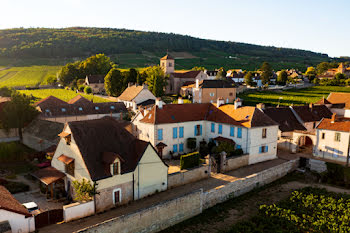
[164, 181, 350, 233]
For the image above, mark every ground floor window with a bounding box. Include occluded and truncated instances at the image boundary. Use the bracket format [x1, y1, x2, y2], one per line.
[113, 188, 122, 205]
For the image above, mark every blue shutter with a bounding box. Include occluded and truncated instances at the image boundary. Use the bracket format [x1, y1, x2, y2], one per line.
[194, 125, 197, 136]
[179, 143, 184, 152]
[237, 128, 242, 138]
[265, 146, 268, 152]
[158, 129, 163, 141]
[173, 144, 178, 153]
[179, 127, 184, 138]
[200, 125, 203, 135]
[230, 126, 234, 137]
[211, 123, 215, 133]
[218, 125, 222, 134]
[259, 146, 262, 153]
[236, 145, 241, 149]
[173, 127, 178, 139]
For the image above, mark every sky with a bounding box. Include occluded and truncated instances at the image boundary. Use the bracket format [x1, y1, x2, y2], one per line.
[0, 0, 349, 57]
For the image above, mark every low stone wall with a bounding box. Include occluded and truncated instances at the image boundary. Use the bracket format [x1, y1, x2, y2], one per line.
[222, 155, 249, 173]
[76, 159, 299, 233]
[77, 189, 203, 233]
[168, 165, 210, 189]
[202, 159, 298, 209]
[64, 201, 95, 222]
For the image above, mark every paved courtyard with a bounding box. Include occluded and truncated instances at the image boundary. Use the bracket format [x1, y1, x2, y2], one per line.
[14, 190, 64, 211]
[40, 156, 291, 233]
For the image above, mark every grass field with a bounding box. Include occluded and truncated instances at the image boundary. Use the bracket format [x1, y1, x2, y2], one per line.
[0, 66, 61, 87]
[18, 89, 111, 103]
[238, 86, 350, 107]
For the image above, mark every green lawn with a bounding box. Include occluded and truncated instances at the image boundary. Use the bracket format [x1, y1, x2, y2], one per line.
[19, 89, 111, 103]
[238, 86, 350, 107]
[0, 66, 61, 87]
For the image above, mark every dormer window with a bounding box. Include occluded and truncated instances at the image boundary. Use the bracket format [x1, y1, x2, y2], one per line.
[61, 108, 66, 112]
[95, 106, 99, 110]
[112, 162, 119, 175]
[110, 106, 115, 110]
[78, 107, 83, 111]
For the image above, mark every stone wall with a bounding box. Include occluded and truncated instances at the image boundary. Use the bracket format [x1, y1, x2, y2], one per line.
[221, 155, 249, 173]
[309, 159, 327, 173]
[64, 201, 95, 222]
[76, 159, 299, 233]
[77, 189, 203, 233]
[168, 165, 210, 189]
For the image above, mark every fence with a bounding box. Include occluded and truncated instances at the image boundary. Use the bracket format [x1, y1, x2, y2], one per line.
[35, 209, 63, 229]
[167, 164, 210, 189]
[63, 201, 95, 222]
[76, 159, 298, 233]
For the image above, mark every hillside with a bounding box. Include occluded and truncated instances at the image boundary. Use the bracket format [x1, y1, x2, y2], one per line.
[0, 27, 334, 70]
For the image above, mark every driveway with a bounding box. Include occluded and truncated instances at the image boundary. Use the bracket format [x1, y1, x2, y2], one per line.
[39, 157, 291, 233]
[14, 190, 64, 211]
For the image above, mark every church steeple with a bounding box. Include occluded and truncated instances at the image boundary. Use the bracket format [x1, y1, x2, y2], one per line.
[160, 53, 175, 74]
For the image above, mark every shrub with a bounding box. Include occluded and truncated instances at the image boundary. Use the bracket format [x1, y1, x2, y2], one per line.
[84, 86, 92, 94]
[233, 148, 244, 156]
[0, 142, 27, 162]
[180, 152, 200, 170]
[186, 138, 197, 152]
[72, 179, 98, 202]
[213, 142, 235, 155]
[78, 85, 85, 92]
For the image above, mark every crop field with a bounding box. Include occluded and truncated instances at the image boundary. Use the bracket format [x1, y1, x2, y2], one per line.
[0, 66, 61, 87]
[18, 89, 111, 103]
[227, 187, 350, 232]
[238, 86, 350, 106]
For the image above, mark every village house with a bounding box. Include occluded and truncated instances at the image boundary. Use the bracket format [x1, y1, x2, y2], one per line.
[204, 70, 218, 79]
[34, 95, 127, 123]
[192, 79, 237, 104]
[0, 186, 35, 233]
[160, 54, 208, 94]
[133, 98, 279, 165]
[50, 117, 168, 212]
[314, 114, 350, 164]
[85, 75, 105, 94]
[117, 84, 156, 110]
[322, 92, 350, 117]
[318, 63, 350, 79]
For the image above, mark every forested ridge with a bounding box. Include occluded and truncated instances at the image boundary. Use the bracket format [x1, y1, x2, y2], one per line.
[0, 27, 334, 69]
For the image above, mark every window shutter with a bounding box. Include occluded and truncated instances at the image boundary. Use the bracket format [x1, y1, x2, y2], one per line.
[266, 146, 268, 152]
[200, 125, 203, 135]
[194, 125, 197, 136]
[259, 146, 262, 153]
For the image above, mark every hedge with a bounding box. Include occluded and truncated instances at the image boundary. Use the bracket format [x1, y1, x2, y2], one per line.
[180, 152, 200, 170]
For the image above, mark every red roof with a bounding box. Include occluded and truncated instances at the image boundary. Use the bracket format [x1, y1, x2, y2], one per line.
[170, 71, 201, 79]
[315, 97, 332, 105]
[327, 92, 350, 109]
[317, 118, 350, 132]
[0, 185, 31, 216]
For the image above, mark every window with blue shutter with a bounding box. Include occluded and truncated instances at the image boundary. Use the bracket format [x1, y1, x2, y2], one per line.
[230, 126, 235, 137]
[157, 129, 163, 140]
[179, 127, 184, 138]
[173, 144, 178, 153]
[200, 125, 202, 135]
[237, 128, 242, 138]
[173, 127, 178, 139]
[179, 143, 184, 152]
[236, 145, 241, 149]
[211, 123, 215, 133]
[195, 125, 202, 136]
[218, 124, 222, 134]
[259, 146, 262, 153]
[265, 146, 268, 152]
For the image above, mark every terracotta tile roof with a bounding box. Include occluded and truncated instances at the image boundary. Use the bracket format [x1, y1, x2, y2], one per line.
[170, 71, 201, 79]
[140, 103, 277, 128]
[317, 118, 350, 132]
[263, 107, 306, 132]
[57, 154, 74, 165]
[0, 185, 31, 217]
[67, 95, 94, 106]
[67, 117, 150, 181]
[86, 75, 105, 84]
[292, 105, 333, 122]
[327, 92, 350, 109]
[315, 97, 332, 105]
[31, 166, 66, 185]
[160, 54, 174, 60]
[34, 96, 67, 107]
[118, 85, 144, 101]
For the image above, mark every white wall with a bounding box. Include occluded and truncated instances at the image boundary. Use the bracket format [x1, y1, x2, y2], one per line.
[0, 210, 35, 233]
[63, 201, 95, 222]
[133, 89, 156, 105]
[41, 113, 121, 123]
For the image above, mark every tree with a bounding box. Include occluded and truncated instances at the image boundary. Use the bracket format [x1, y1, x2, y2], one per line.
[186, 138, 197, 152]
[84, 86, 92, 94]
[46, 75, 57, 85]
[79, 54, 113, 76]
[145, 66, 166, 97]
[335, 73, 346, 80]
[0, 87, 13, 97]
[127, 68, 138, 84]
[216, 68, 227, 80]
[316, 62, 338, 75]
[244, 71, 254, 86]
[58, 62, 81, 86]
[104, 68, 124, 96]
[72, 179, 99, 202]
[192, 66, 205, 71]
[0, 93, 38, 140]
[213, 142, 235, 155]
[277, 70, 288, 85]
[260, 62, 273, 85]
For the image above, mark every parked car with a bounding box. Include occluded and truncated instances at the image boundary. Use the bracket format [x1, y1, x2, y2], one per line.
[23, 202, 40, 215]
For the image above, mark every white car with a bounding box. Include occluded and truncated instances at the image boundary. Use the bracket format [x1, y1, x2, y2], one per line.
[23, 202, 39, 213]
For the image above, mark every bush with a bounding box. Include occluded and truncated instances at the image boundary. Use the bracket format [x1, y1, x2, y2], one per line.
[232, 148, 244, 156]
[186, 138, 197, 152]
[213, 142, 235, 155]
[78, 85, 85, 92]
[84, 86, 92, 94]
[180, 152, 200, 170]
[0, 142, 28, 162]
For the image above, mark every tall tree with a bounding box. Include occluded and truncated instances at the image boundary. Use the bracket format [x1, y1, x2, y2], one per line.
[244, 71, 254, 86]
[305, 66, 317, 80]
[0, 93, 38, 140]
[260, 62, 273, 85]
[145, 66, 166, 97]
[104, 68, 124, 96]
[79, 54, 113, 76]
[277, 70, 288, 85]
[58, 61, 81, 86]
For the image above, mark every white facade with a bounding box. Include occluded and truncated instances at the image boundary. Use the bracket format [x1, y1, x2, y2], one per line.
[120, 88, 156, 109]
[0, 210, 35, 233]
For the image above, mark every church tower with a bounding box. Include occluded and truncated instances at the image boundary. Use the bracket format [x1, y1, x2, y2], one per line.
[338, 63, 346, 74]
[160, 54, 175, 75]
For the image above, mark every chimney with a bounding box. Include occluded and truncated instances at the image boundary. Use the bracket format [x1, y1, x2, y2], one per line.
[217, 98, 225, 108]
[178, 97, 184, 104]
[234, 98, 242, 110]
[155, 97, 163, 109]
[195, 79, 199, 89]
[257, 103, 265, 110]
[331, 113, 336, 123]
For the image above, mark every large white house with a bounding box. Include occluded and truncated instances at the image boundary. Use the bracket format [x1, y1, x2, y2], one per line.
[49, 117, 168, 212]
[133, 99, 279, 165]
[118, 84, 157, 110]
